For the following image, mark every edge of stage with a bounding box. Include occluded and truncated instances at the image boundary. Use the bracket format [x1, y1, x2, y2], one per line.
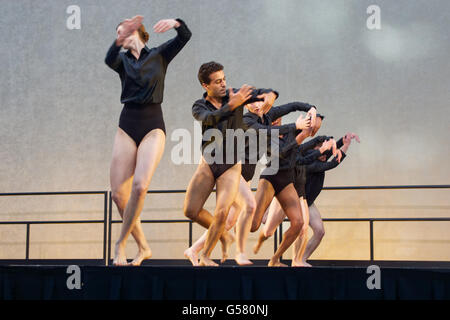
[1, 260, 449, 300]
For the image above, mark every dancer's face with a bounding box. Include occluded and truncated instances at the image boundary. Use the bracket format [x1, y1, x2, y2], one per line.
[247, 101, 264, 116]
[117, 25, 139, 49]
[203, 70, 227, 98]
[315, 143, 327, 162]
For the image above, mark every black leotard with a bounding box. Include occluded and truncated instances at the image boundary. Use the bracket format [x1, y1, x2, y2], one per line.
[105, 19, 191, 146]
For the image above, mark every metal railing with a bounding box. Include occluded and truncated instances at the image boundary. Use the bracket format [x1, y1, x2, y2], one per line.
[0, 185, 449, 265]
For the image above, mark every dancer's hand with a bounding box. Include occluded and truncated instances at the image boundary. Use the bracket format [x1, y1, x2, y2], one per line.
[153, 19, 180, 33]
[331, 138, 338, 157]
[228, 85, 254, 110]
[319, 139, 333, 153]
[296, 114, 311, 130]
[343, 134, 352, 146]
[350, 133, 361, 143]
[257, 92, 277, 114]
[335, 149, 343, 163]
[307, 107, 317, 131]
[116, 15, 143, 46]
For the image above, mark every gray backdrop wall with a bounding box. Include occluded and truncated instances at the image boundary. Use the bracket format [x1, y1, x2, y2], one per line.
[1, 0, 449, 261]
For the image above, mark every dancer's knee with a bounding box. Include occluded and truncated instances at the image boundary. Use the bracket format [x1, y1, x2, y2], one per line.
[183, 203, 199, 221]
[246, 198, 256, 217]
[290, 217, 303, 234]
[132, 179, 149, 197]
[264, 227, 275, 238]
[315, 227, 325, 240]
[214, 207, 228, 225]
[250, 219, 260, 233]
[111, 191, 127, 212]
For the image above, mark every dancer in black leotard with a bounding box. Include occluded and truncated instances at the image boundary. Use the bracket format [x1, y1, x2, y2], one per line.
[105, 15, 191, 266]
[183, 61, 279, 266]
[244, 100, 318, 266]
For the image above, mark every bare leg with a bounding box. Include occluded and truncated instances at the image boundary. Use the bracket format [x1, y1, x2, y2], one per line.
[199, 163, 241, 266]
[184, 203, 238, 266]
[110, 128, 153, 266]
[113, 129, 165, 266]
[292, 198, 311, 267]
[301, 203, 325, 263]
[268, 184, 303, 267]
[251, 178, 276, 233]
[234, 178, 256, 265]
[183, 158, 233, 243]
[254, 198, 285, 254]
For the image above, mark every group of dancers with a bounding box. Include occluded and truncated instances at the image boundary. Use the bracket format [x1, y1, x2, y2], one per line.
[105, 16, 359, 267]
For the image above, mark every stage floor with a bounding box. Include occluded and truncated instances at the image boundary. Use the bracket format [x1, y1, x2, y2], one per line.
[1, 262, 449, 300]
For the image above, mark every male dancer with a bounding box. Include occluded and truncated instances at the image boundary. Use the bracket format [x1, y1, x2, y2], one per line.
[183, 61, 278, 266]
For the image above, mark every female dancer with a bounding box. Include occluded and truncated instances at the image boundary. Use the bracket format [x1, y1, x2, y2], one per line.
[105, 15, 191, 266]
[245, 101, 318, 266]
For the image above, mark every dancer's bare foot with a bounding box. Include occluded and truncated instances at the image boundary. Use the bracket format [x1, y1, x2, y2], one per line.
[220, 232, 235, 263]
[199, 254, 219, 267]
[184, 248, 199, 266]
[268, 258, 288, 267]
[291, 259, 312, 267]
[235, 253, 253, 266]
[113, 243, 129, 266]
[129, 247, 152, 266]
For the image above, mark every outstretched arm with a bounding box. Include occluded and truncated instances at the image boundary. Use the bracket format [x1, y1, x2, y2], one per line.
[266, 102, 316, 122]
[156, 18, 192, 64]
[192, 85, 254, 125]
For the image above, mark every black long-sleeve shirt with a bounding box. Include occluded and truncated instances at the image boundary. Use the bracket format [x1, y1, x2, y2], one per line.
[105, 19, 192, 105]
[294, 135, 329, 166]
[242, 102, 316, 170]
[192, 88, 278, 164]
[305, 137, 346, 206]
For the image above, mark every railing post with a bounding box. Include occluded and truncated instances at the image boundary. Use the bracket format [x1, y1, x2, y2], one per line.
[103, 191, 108, 266]
[107, 192, 113, 266]
[273, 229, 278, 254]
[279, 224, 283, 261]
[370, 220, 374, 261]
[189, 221, 193, 247]
[25, 223, 30, 261]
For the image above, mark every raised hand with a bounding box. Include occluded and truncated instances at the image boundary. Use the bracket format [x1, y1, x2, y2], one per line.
[153, 19, 180, 33]
[343, 134, 352, 146]
[228, 85, 254, 110]
[256, 92, 277, 115]
[307, 107, 317, 131]
[350, 133, 361, 143]
[116, 15, 143, 45]
[329, 138, 338, 157]
[296, 114, 311, 130]
[336, 149, 343, 163]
